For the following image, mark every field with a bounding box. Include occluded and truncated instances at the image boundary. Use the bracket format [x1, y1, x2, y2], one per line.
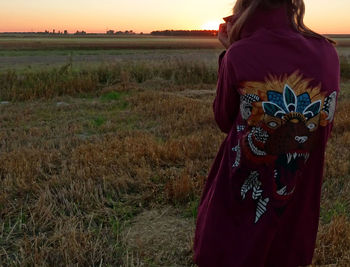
[0, 35, 350, 266]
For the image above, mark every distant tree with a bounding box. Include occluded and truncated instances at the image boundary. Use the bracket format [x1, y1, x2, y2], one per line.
[151, 30, 218, 37]
[74, 30, 87, 35]
[64, 30, 68, 35]
[106, 30, 115, 35]
[123, 30, 136, 35]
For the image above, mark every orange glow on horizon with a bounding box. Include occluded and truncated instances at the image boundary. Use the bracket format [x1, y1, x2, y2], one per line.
[0, 0, 349, 34]
[201, 20, 221, 31]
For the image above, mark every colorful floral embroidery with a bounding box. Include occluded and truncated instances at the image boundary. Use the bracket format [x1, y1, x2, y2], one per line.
[237, 71, 337, 223]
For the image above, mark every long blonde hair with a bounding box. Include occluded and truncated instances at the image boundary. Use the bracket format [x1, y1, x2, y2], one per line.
[229, 0, 335, 45]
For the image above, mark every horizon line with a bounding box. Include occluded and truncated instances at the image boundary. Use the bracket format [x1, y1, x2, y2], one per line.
[0, 30, 349, 35]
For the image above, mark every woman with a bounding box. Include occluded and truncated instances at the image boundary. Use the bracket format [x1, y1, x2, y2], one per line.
[193, 0, 340, 266]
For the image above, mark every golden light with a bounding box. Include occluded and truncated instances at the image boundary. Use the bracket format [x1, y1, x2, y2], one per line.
[201, 20, 221, 30]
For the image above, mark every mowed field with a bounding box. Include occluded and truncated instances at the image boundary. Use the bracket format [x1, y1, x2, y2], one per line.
[0, 35, 350, 266]
[0, 36, 222, 51]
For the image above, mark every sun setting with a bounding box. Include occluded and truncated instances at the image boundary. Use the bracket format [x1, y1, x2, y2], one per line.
[201, 20, 221, 31]
[1, 0, 349, 33]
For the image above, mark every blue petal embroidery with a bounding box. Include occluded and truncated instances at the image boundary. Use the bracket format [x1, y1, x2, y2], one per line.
[267, 91, 287, 112]
[296, 93, 311, 113]
[262, 102, 286, 118]
[283, 84, 297, 112]
[303, 100, 321, 119]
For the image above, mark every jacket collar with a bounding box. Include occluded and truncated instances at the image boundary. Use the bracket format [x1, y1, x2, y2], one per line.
[240, 4, 294, 39]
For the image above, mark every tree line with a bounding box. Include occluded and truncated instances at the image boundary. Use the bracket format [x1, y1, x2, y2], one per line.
[151, 30, 218, 37]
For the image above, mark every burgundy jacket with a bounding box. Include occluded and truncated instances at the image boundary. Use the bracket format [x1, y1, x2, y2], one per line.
[193, 5, 340, 267]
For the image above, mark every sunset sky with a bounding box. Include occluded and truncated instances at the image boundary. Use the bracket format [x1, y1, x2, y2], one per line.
[0, 0, 349, 34]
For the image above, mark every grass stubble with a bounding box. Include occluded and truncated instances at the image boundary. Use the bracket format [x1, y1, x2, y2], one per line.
[0, 36, 349, 51]
[0, 52, 349, 266]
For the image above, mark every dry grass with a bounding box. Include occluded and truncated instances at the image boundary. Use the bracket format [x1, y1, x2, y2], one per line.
[0, 56, 349, 265]
[314, 216, 350, 266]
[337, 39, 350, 47]
[0, 60, 217, 101]
[0, 35, 349, 51]
[121, 207, 195, 266]
[0, 81, 225, 265]
[0, 36, 222, 50]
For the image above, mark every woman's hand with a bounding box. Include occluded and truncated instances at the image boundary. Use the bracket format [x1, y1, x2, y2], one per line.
[218, 22, 233, 49]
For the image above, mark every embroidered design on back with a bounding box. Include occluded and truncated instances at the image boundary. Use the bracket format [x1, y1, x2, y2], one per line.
[232, 144, 241, 168]
[235, 71, 337, 223]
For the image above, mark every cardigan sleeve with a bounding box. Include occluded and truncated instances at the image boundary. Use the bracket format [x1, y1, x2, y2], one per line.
[213, 50, 240, 134]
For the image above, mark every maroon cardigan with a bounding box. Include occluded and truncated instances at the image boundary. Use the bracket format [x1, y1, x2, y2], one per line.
[193, 5, 340, 267]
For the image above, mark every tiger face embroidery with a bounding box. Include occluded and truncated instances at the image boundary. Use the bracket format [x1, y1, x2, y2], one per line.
[235, 71, 337, 223]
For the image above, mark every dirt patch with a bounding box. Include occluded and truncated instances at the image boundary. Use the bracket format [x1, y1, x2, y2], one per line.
[0, 50, 220, 70]
[177, 89, 216, 99]
[121, 206, 195, 266]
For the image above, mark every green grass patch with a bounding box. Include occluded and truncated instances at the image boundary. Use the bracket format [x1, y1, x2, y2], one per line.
[100, 91, 122, 101]
[100, 91, 130, 111]
[92, 116, 107, 127]
[180, 197, 200, 220]
[321, 199, 350, 224]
